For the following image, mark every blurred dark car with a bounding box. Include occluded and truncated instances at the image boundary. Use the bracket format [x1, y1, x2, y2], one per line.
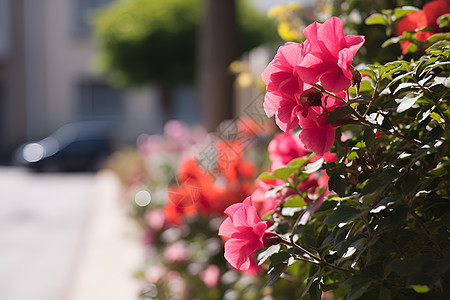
[13, 121, 117, 172]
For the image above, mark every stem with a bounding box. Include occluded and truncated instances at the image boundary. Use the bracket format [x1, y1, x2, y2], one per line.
[410, 209, 442, 256]
[312, 86, 347, 103]
[278, 236, 356, 274]
[350, 106, 421, 145]
[362, 215, 372, 239]
[363, 79, 379, 117]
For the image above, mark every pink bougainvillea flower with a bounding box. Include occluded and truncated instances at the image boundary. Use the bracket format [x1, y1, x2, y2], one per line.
[218, 197, 279, 270]
[297, 17, 365, 92]
[262, 42, 310, 131]
[396, 0, 450, 54]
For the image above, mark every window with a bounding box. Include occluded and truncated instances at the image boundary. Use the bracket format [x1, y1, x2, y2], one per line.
[74, 0, 113, 37]
[0, 0, 10, 59]
[78, 81, 123, 118]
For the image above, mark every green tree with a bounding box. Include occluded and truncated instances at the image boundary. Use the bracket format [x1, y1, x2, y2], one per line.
[92, 0, 276, 127]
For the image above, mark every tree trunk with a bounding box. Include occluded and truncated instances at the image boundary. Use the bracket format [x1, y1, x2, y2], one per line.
[197, 0, 238, 132]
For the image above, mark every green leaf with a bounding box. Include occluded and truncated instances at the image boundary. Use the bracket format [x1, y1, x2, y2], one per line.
[359, 68, 377, 81]
[381, 62, 408, 79]
[365, 13, 387, 25]
[385, 71, 414, 90]
[411, 285, 430, 293]
[324, 205, 361, 226]
[394, 6, 419, 20]
[326, 106, 354, 124]
[425, 40, 450, 56]
[395, 92, 422, 113]
[393, 82, 418, 95]
[273, 166, 297, 181]
[435, 76, 450, 88]
[328, 172, 346, 196]
[269, 251, 291, 267]
[347, 282, 371, 300]
[257, 244, 281, 266]
[258, 166, 297, 182]
[437, 13, 450, 28]
[288, 156, 311, 167]
[309, 278, 321, 300]
[430, 111, 444, 123]
[361, 174, 393, 202]
[382, 36, 400, 48]
[416, 143, 437, 158]
[359, 80, 375, 94]
[304, 158, 324, 174]
[363, 128, 375, 150]
[267, 261, 288, 285]
[379, 287, 392, 300]
[315, 200, 338, 213]
[284, 195, 307, 208]
[426, 32, 450, 45]
[370, 197, 395, 214]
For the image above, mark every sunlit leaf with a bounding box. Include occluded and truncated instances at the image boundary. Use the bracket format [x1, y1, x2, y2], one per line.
[267, 261, 289, 285]
[365, 13, 387, 25]
[394, 6, 419, 20]
[324, 205, 361, 226]
[395, 92, 422, 113]
[257, 244, 281, 266]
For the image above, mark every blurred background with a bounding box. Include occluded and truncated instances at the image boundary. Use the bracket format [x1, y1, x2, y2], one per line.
[0, 0, 287, 162]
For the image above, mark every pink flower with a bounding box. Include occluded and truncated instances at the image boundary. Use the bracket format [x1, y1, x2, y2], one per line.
[145, 265, 167, 283]
[145, 208, 167, 231]
[262, 42, 310, 131]
[164, 241, 189, 263]
[251, 179, 282, 216]
[297, 90, 346, 155]
[298, 115, 335, 156]
[200, 265, 220, 288]
[243, 256, 264, 276]
[268, 131, 310, 170]
[218, 197, 279, 270]
[297, 17, 365, 92]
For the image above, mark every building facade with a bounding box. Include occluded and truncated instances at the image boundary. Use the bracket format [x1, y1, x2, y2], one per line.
[0, 0, 176, 161]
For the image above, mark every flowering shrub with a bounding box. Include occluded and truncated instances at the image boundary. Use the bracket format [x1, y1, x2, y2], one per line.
[109, 2, 449, 299]
[217, 5, 449, 300]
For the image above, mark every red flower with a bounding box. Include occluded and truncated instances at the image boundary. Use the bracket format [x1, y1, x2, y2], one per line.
[218, 197, 279, 270]
[396, 0, 450, 54]
[165, 158, 219, 223]
[217, 140, 255, 183]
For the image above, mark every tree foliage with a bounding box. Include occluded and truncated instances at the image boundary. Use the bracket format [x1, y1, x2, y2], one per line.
[91, 0, 277, 86]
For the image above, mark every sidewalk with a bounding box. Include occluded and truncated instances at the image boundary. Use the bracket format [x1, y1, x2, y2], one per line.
[67, 170, 144, 300]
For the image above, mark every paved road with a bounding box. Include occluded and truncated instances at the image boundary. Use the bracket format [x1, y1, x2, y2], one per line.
[0, 167, 142, 300]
